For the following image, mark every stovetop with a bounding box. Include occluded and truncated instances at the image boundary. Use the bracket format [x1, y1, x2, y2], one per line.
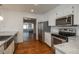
[51, 31, 76, 38]
[59, 31, 76, 37]
[51, 31, 76, 42]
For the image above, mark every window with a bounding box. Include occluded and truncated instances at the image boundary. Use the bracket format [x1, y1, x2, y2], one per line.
[23, 23, 34, 30]
[23, 24, 28, 29]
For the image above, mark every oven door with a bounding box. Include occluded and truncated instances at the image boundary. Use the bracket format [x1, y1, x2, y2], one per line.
[52, 36, 66, 46]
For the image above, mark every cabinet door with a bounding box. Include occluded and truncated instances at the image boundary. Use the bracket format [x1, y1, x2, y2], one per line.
[4, 40, 14, 54]
[0, 45, 4, 54]
[56, 5, 73, 18]
[48, 10, 56, 26]
[48, 14, 56, 26]
[63, 5, 74, 16]
[56, 5, 66, 18]
[73, 5, 79, 25]
[45, 32, 51, 47]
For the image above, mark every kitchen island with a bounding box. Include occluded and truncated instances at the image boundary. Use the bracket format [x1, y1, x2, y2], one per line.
[0, 31, 17, 54]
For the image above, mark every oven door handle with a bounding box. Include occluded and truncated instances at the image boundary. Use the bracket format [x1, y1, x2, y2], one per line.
[53, 36, 66, 42]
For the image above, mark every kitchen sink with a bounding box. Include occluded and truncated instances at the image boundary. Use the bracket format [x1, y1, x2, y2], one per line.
[0, 36, 11, 41]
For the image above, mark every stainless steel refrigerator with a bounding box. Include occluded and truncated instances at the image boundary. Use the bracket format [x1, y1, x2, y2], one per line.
[38, 21, 51, 42]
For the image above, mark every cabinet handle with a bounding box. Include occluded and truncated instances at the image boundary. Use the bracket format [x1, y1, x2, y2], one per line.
[56, 13, 58, 15]
[72, 6, 74, 13]
[72, 11, 74, 13]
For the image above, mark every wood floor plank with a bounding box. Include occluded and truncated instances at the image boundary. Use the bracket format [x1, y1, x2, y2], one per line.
[15, 37, 55, 54]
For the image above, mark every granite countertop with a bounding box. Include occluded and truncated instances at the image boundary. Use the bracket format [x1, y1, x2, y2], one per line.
[54, 39, 79, 54]
[0, 31, 17, 46]
[0, 31, 17, 36]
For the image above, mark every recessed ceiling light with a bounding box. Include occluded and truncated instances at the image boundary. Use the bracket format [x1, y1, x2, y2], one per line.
[31, 9, 34, 12]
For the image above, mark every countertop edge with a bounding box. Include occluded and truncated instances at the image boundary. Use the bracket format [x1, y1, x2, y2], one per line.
[0, 32, 17, 46]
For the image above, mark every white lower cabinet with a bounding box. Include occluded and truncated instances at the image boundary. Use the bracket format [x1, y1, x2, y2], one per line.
[45, 32, 51, 47]
[0, 45, 4, 54]
[55, 48, 64, 54]
[4, 40, 14, 54]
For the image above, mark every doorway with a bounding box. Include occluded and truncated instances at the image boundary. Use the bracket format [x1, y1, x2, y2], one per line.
[23, 17, 36, 42]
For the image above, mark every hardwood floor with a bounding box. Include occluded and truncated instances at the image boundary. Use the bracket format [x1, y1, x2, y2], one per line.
[15, 38, 55, 54]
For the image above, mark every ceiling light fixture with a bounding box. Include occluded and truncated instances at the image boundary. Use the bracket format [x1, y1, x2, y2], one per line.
[0, 16, 3, 21]
[31, 9, 34, 12]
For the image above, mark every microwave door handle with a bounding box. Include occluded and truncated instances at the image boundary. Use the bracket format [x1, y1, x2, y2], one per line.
[66, 18, 67, 23]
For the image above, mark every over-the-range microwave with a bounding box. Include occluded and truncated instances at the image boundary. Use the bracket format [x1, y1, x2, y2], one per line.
[56, 15, 74, 26]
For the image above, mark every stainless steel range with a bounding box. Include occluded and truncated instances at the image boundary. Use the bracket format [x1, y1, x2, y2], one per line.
[51, 28, 76, 45]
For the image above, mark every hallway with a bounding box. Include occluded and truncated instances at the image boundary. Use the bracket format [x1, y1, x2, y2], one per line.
[15, 39, 55, 54]
[23, 18, 36, 42]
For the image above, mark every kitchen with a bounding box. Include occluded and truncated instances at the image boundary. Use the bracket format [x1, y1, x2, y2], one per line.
[0, 4, 79, 54]
[42, 4, 79, 54]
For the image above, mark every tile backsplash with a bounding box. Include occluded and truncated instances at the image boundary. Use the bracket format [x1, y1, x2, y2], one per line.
[51, 27, 59, 34]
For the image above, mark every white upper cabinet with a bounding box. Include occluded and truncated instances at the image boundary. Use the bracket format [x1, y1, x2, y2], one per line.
[48, 9, 56, 26]
[73, 5, 79, 25]
[56, 5, 74, 18]
[55, 5, 64, 18]
[63, 5, 74, 16]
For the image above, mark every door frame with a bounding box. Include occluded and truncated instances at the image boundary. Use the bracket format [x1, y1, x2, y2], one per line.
[23, 17, 37, 42]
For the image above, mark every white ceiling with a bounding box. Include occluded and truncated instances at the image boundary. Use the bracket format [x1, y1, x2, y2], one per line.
[0, 4, 59, 14]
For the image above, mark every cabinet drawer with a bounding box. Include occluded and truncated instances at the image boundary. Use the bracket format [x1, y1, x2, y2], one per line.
[0, 45, 4, 54]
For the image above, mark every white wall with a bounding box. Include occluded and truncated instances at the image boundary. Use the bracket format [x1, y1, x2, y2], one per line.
[0, 9, 45, 43]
